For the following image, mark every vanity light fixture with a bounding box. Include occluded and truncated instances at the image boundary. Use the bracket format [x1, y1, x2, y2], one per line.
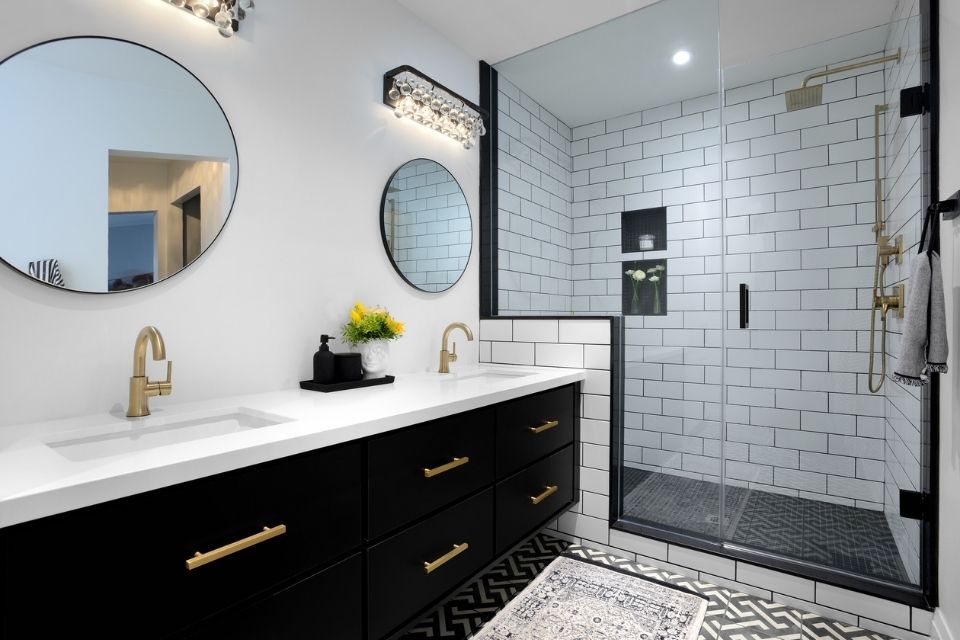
[159, 0, 253, 38]
[383, 66, 488, 150]
[672, 49, 691, 66]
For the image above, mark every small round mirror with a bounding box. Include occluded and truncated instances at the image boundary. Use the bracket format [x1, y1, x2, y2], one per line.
[380, 159, 471, 292]
[0, 37, 238, 293]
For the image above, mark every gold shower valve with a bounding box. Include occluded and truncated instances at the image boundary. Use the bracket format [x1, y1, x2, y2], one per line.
[875, 283, 906, 319]
[878, 235, 904, 265]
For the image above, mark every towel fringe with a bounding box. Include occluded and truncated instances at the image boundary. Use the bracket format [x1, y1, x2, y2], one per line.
[892, 372, 927, 386]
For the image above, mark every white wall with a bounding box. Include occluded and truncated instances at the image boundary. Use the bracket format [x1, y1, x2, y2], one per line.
[0, 0, 480, 427]
[936, 1, 960, 637]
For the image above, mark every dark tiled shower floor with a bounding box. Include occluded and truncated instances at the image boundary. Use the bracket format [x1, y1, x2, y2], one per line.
[622, 468, 910, 584]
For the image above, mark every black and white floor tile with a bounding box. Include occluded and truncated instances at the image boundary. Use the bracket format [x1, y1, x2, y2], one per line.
[402, 533, 902, 640]
[400, 533, 571, 639]
[622, 468, 910, 584]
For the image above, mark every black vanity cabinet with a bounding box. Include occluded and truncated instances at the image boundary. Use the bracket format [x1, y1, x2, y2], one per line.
[0, 383, 579, 640]
[0, 442, 364, 639]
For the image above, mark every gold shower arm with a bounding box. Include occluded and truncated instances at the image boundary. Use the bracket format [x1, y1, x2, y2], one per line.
[800, 49, 901, 88]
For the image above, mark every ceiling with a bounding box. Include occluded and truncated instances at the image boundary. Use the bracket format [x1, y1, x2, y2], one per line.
[395, 0, 661, 67]
[397, 0, 900, 128]
[494, 0, 719, 127]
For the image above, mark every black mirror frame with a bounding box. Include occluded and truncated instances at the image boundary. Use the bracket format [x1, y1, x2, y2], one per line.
[379, 158, 472, 294]
[0, 35, 239, 295]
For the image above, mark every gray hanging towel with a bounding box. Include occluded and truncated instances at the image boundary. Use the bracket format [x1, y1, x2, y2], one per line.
[27, 259, 65, 287]
[893, 209, 948, 385]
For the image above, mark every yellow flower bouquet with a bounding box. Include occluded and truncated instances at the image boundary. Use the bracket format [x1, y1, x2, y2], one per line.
[342, 302, 405, 345]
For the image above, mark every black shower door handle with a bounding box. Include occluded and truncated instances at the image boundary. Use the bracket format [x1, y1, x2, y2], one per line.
[739, 283, 749, 329]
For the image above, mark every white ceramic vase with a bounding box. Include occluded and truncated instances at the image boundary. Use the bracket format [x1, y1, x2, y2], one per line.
[358, 339, 390, 379]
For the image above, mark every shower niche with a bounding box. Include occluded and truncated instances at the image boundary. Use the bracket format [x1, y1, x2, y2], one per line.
[622, 259, 667, 316]
[621, 207, 667, 253]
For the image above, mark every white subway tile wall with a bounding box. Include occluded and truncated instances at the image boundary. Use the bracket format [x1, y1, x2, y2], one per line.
[497, 77, 574, 314]
[479, 318, 927, 637]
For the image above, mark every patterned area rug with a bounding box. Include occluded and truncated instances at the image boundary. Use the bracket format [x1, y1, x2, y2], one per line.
[472, 553, 708, 640]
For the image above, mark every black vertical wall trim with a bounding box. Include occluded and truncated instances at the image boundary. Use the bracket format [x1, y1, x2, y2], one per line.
[920, 0, 939, 609]
[608, 316, 625, 525]
[479, 61, 499, 317]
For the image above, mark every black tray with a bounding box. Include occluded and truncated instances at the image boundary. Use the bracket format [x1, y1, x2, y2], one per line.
[299, 375, 395, 393]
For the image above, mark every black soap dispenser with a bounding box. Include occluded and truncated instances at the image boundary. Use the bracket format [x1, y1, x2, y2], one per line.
[313, 335, 336, 384]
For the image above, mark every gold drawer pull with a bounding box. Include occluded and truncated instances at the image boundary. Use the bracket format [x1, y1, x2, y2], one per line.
[186, 524, 287, 571]
[424, 542, 469, 574]
[529, 420, 559, 434]
[423, 456, 470, 478]
[530, 485, 558, 505]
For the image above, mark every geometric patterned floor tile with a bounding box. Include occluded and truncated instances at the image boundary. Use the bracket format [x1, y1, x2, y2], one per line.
[404, 534, 904, 640]
[398, 533, 570, 639]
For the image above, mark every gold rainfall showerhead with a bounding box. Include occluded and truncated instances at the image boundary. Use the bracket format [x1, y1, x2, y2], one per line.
[784, 85, 823, 111]
[784, 48, 902, 112]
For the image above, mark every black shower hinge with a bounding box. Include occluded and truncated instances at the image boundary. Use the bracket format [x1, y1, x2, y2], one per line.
[931, 191, 960, 221]
[900, 490, 930, 520]
[900, 84, 930, 117]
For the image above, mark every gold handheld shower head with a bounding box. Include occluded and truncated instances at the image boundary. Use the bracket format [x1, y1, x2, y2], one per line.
[784, 49, 901, 112]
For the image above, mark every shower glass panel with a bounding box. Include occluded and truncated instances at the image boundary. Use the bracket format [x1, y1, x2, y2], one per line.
[493, 0, 725, 542]
[720, 4, 926, 587]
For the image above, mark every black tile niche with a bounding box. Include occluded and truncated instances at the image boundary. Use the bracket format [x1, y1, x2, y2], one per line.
[622, 259, 667, 316]
[621, 207, 667, 253]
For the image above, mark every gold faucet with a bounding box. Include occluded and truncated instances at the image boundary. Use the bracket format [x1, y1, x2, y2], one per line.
[127, 326, 173, 418]
[439, 322, 474, 373]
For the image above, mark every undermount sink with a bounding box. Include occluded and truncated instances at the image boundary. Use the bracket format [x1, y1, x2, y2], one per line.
[443, 369, 533, 382]
[46, 408, 292, 462]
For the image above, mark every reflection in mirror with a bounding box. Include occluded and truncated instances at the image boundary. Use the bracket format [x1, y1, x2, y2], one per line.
[381, 159, 471, 293]
[0, 37, 238, 293]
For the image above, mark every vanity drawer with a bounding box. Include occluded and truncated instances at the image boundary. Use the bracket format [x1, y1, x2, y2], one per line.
[496, 384, 575, 478]
[367, 488, 494, 640]
[496, 444, 574, 554]
[179, 553, 362, 640]
[160, 443, 362, 633]
[367, 408, 494, 538]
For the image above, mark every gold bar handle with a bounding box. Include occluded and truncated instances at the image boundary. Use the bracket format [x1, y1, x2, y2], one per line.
[530, 485, 558, 505]
[423, 456, 469, 478]
[529, 420, 559, 434]
[186, 524, 287, 571]
[424, 542, 469, 574]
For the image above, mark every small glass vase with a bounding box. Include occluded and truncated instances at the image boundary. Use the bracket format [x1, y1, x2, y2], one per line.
[653, 284, 663, 315]
[358, 339, 390, 379]
[630, 290, 641, 315]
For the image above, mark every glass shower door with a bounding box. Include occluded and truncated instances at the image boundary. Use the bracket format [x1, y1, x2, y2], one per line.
[719, 7, 927, 587]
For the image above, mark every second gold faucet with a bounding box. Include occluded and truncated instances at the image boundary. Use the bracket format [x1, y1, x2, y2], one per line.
[439, 322, 474, 373]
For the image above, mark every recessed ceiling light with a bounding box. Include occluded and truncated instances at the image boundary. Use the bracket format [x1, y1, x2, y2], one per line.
[672, 50, 691, 66]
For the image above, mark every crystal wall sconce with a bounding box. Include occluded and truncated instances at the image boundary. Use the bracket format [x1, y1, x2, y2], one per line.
[159, 0, 253, 38]
[383, 66, 488, 149]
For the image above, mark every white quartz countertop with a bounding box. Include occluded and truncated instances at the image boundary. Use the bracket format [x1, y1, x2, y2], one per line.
[0, 365, 584, 529]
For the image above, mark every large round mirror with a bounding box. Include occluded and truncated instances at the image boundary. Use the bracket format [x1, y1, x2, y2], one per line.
[380, 159, 471, 292]
[0, 37, 238, 293]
